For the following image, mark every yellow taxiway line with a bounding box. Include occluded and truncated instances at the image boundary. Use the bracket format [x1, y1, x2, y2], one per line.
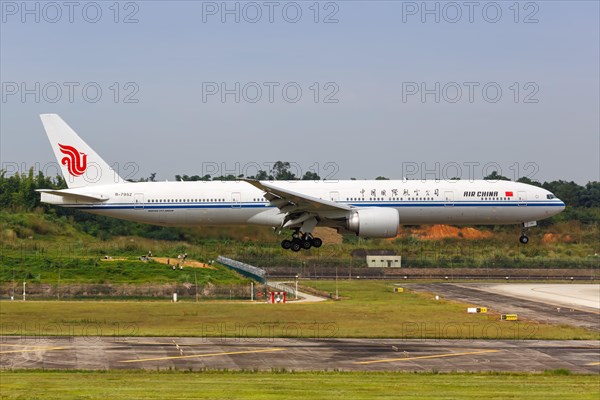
[0, 346, 68, 354]
[120, 347, 285, 363]
[113, 341, 196, 346]
[586, 361, 600, 366]
[355, 349, 501, 365]
[0, 343, 65, 348]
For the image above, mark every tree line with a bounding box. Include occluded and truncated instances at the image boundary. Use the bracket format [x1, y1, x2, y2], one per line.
[174, 161, 320, 182]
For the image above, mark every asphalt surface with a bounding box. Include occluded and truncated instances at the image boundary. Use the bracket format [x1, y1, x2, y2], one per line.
[1, 337, 599, 373]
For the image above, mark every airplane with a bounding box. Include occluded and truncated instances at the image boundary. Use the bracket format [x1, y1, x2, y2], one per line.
[38, 114, 565, 251]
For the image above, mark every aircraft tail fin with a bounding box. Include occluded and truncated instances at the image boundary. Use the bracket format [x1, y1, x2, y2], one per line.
[40, 114, 124, 188]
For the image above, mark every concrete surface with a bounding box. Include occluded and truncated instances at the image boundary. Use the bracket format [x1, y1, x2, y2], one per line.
[269, 281, 327, 303]
[481, 284, 600, 311]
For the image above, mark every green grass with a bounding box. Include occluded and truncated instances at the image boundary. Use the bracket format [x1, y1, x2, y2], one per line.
[1, 281, 597, 339]
[0, 370, 598, 399]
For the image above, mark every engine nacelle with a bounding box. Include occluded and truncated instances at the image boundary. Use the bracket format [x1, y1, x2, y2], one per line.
[346, 208, 399, 238]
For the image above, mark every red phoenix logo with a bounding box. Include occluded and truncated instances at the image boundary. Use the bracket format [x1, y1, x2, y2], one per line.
[58, 144, 87, 176]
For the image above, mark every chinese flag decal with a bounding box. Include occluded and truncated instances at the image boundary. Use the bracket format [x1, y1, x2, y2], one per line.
[505, 191, 513, 197]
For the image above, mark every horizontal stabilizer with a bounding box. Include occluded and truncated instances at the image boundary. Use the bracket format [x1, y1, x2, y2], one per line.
[36, 189, 109, 203]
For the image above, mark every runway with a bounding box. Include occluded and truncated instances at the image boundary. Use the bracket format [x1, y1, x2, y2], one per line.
[1, 337, 599, 373]
[482, 283, 600, 311]
[408, 283, 600, 332]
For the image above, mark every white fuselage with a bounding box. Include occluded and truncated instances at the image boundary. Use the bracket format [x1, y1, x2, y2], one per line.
[41, 179, 565, 228]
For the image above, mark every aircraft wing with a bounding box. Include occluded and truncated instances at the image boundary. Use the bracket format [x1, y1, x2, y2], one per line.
[243, 179, 352, 214]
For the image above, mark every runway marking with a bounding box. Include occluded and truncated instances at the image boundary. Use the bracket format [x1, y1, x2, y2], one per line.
[0, 346, 68, 354]
[530, 287, 600, 313]
[586, 361, 600, 366]
[172, 340, 184, 356]
[120, 347, 285, 363]
[354, 349, 501, 365]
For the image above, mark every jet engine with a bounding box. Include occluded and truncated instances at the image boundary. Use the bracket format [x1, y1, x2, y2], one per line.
[346, 208, 399, 238]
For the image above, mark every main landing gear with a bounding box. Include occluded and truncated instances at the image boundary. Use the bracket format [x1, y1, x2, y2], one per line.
[281, 231, 323, 252]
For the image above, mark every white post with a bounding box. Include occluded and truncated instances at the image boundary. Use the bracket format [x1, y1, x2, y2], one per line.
[295, 275, 298, 300]
[251, 282, 254, 301]
[22, 282, 26, 301]
[194, 271, 198, 303]
[173, 292, 178, 302]
[335, 266, 339, 300]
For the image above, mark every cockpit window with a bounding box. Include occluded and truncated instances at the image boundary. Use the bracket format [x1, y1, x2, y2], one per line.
[547, 194, 556, 199]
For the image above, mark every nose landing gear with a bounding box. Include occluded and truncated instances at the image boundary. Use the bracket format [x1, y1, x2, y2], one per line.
[519, 221, 536, 244]
[519, 234, 529, 244]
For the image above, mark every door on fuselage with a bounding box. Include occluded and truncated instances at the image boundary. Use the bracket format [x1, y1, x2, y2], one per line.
[518, 191, 527, 206]
[444, 191, 454, 207]
[330, 191, 340, 202]
[134, 193, 144, 209]
[231, 192, 241, 208]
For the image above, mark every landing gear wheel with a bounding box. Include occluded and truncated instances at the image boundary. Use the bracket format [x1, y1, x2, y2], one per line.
[519, 235, 529, 244]
[290, 242, 302, 252]
[311, 237, 323, 248]
[283, 231, 323, 251]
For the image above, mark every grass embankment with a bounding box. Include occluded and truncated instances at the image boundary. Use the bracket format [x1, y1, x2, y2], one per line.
[0, 254, 242, 285]
[2, 209, 599, 283]
[0, 370, 598, 400]
[1, 281, 597, 339]
[0, 211, 248, 285]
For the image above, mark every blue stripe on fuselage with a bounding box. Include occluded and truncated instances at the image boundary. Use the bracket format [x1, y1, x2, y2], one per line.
[65, 201, 566, 210]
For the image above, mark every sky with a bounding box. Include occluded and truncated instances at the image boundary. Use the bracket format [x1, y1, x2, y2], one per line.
[1, 0, 598, 184]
